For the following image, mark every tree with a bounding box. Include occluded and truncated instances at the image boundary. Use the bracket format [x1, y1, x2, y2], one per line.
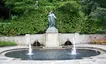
[5, 0, 36, 17]
[79, 0, 98, 15]
[0, 0, 11, 19]
[93, 0, 106, 8]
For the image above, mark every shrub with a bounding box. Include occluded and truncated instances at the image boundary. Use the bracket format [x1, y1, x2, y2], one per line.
[0, 41, 17, 47]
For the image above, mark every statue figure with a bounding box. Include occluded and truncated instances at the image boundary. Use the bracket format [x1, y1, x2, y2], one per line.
[48, 11, 56, 27]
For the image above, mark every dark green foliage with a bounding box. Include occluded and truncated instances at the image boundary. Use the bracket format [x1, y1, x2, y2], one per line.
[78, 0, 106, 34]
[90, 7, 106, 30]
[79, 0, 98, 15]
[0, 0, 11, 19]
[93, 0, 106, 8]
[0, 0, 106, 36]
[0, 41, 17, 47]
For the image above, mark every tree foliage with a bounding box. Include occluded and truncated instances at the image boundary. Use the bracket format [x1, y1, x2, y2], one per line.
[0, 0, 106, 36]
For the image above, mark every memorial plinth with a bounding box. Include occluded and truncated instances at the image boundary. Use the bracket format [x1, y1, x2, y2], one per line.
[45, 27, 59, 47]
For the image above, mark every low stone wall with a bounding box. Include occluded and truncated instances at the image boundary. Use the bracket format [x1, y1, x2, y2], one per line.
[0, 36, 25, 45]
[60, 33, 106, 44]
[0, 33, 105, 46]
[0, 34, 45, 45]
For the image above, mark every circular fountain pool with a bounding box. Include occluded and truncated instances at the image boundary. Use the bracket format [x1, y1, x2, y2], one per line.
[1, 48, 102, 60]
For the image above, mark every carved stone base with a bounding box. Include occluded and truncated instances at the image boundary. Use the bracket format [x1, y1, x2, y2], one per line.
[45, 27, 59, 47]
[46, 27, 58, 33]
[45, 33, 59, 47]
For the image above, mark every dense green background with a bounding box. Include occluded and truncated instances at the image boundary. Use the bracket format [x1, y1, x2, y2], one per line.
[0, 0, 106, 36]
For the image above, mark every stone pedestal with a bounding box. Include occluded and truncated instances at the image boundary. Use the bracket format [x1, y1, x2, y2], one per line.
[25, 34, 31, 45]
[45, 27, 59, 47]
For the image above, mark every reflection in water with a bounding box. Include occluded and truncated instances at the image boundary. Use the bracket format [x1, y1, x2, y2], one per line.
[28, 55, 32, 60]
[71, 55, 76, 60]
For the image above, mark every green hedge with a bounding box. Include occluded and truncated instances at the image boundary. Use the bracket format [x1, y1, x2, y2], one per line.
[0, 41, 17, 47]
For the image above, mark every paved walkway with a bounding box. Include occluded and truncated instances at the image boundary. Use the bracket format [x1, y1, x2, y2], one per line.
[0, 44, 106, 64]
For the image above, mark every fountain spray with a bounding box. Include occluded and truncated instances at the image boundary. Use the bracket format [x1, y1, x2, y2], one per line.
[27, 44, 33, 55]
[71, 37, 77, 55]
[26, 34, 33, 55]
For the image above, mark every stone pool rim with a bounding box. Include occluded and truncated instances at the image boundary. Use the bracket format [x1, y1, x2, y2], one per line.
[0, 44, 106, 61]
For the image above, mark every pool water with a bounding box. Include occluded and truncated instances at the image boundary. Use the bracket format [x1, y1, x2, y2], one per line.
[5, 48, 100, 60]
